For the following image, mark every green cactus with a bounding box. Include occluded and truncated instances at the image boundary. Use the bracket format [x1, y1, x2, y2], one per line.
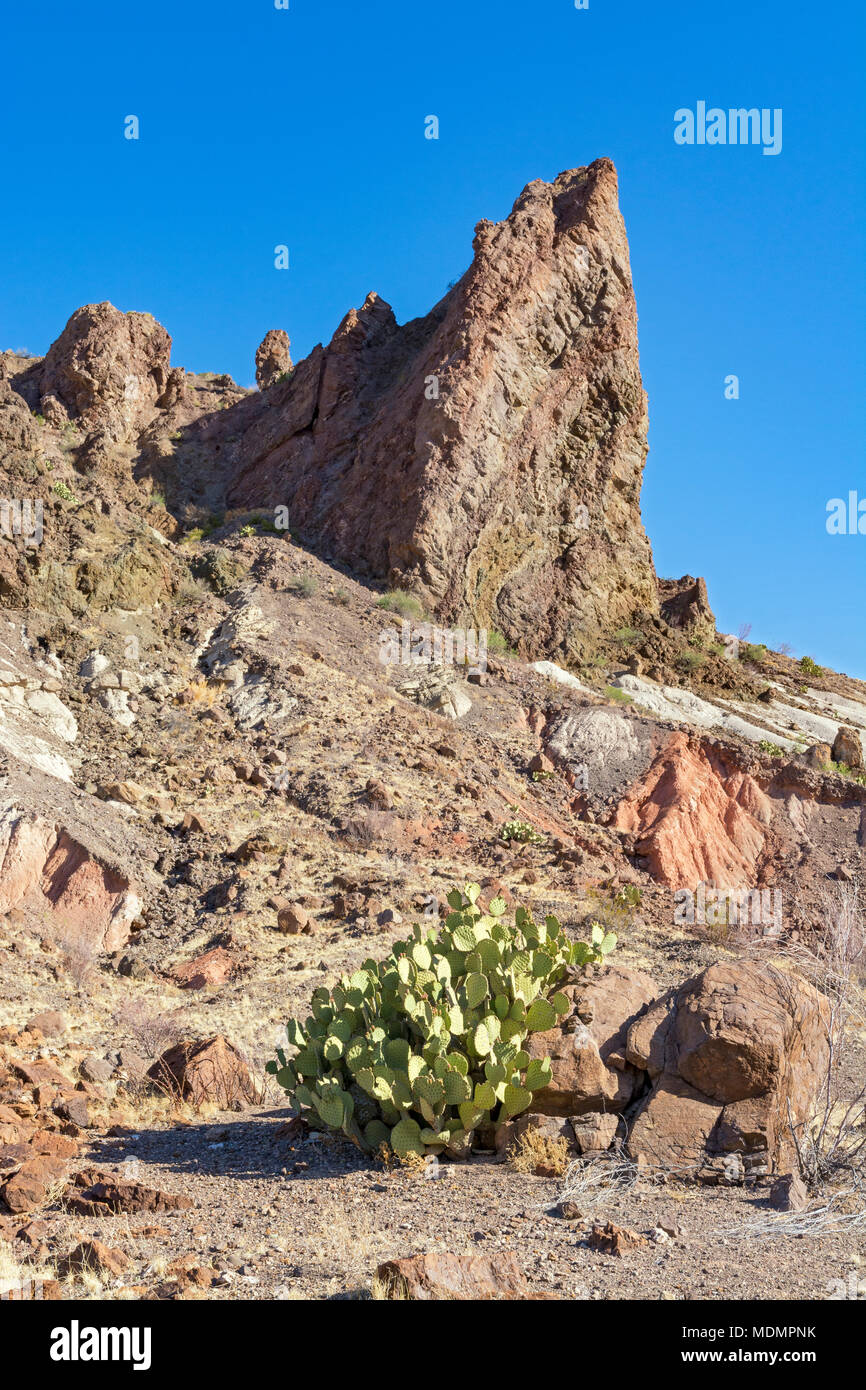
[266, 883, 616, 1157]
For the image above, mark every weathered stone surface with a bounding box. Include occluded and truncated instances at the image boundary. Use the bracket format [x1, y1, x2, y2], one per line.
[225, 160, 657, 663]
[255, 329, 292, 390]
[15, 302, 172, 446]
[588, 1221, 648, 1256]
[626, 961, 830, 1171]
[0, 807, 141, 953]
[658, 575, 716, 642]
[2, 1155, 69, 1212]
[614, 732, 772, 889]
[375, 1250, 554, 1300]
[68, 1171, 193, 1216]
[832, 725, 863, 769]
[526, 964, 657, 1115]
[769, 1171, 809, 1212]
[148, 1035, 259, 1107]
[59, 1238, 130, 1278]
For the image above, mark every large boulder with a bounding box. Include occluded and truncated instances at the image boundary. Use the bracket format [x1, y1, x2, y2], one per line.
[626, 960, 830, 1173]
[225, 159, 658, 663]
[525, 963, 657, 1116]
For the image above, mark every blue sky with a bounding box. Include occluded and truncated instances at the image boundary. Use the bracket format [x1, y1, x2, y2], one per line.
[2, 0, 864, 675]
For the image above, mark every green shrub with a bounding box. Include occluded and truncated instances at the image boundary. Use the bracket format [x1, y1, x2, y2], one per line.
[267, 884, 616, 1157]
[486, 629, 515, 655]
[612, 626, 644, 648]
[677, 649, 706, 673]
[376, 589, 424, 619]
[758, 739, 785, 758]
[51, 480, 76, 501]
[800, 655, 823, 678]
[500, 819, 545, 844]
[739, 642, 768, 666]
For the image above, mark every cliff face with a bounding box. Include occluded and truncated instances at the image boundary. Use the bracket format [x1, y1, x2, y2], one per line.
[225, 158, 657, 660]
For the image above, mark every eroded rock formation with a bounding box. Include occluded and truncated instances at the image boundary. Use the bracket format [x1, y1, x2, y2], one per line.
[225, 159, 657, 661]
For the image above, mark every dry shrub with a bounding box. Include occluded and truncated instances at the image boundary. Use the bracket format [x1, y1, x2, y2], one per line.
[507, 1129, 570, 1177]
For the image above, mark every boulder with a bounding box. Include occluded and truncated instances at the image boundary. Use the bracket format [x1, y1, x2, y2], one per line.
[17, 302, 172, 446]
[626, 960, 830, 1172]
[832, 726, 863, 770]
[148, 1035, 259, 1107]
[374, 1251, 554, 1300]
[525, 963, 657, 1116]
[68, 1171, 193, 1216]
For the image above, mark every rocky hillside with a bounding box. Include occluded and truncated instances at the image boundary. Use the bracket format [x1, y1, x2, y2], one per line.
[0, 160, 864, 1302]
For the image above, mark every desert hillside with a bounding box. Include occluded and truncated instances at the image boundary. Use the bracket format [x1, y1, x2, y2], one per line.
[0, 162, 864, 1304]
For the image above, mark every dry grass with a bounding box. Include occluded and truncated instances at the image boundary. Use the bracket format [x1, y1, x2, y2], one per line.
[507, 1129, 570, 1177]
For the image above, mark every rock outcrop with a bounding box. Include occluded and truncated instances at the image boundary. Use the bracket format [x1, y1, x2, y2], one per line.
[225, 159, 657, 662]
[14, 303, 172, 446]
[255, 329, 292, 390]
[0, 808, 141, 953]
[614, 732, 773, 889]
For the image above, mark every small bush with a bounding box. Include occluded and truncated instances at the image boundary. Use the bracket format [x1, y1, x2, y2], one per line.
[376, 589, 424, 619]
[51, 480, 76, 502]
[486, 629, 515, 655]
[677, 649, 707, 673]
[800, 655, 823, 678]
[500, 819, 545, 844]
[507, 1128, 571, 1176]
[268, 884, 616, 1158]
[290, 573, 318, 598]
[739, 642, 768, 666]
[758, 739, 786, 758]
[149, 490, 167, 509]
[329, 587, 351, 607]
[612, 626, 644, 649]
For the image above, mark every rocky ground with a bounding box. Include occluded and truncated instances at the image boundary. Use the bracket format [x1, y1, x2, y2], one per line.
[1, 160, 864, 1303]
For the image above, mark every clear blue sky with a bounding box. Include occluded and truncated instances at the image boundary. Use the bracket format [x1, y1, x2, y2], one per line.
[2, 1, 864, 675]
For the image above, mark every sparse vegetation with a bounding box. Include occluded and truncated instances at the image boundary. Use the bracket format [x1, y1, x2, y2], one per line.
[612, 626, 644, 649]
[500, 818, 545, 844]
[51, 480, 76, 502]
[739, 642, 768, 666]
[289, 573, 318, 598]
[677, 649, 707, 674]
[507, 1127, 571, 1176]
[758, 739, 786, 758]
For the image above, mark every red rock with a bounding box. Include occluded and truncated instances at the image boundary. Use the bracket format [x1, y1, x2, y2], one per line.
[172, 946, 238, 990]
[2, 1155, 69, 1213]
[24, 1011, 67, 1038]
[0, 809, 140, 954]
[614, 732, 772, 889]
[59, 1239, 130, 1278]
[224, 160, 657, 665]
[626, 960, 830, 1171]
[28, 1131, 80, 1158]
[277, 903, 310, 935]
[588, 1221, 648, 1256]
[255, 330, 292, 391]
[68, 1171, 193, 1216]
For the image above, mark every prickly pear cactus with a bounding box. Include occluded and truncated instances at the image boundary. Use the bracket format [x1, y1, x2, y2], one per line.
[266, 884, 616, 1157]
